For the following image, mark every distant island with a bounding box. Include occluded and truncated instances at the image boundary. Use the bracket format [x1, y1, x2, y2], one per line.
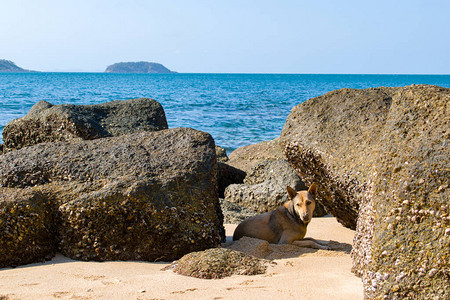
[0, 59, 34, 72]
[105, 62, 176, 74]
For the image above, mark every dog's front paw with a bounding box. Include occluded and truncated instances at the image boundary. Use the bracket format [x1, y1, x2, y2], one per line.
[316, 243, 330, 250]
[317, 240, 329, 247]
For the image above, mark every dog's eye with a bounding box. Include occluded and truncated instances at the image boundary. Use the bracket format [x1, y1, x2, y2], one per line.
[306, 201, 312, 206]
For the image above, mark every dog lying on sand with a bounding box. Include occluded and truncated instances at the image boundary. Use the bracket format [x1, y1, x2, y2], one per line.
[233, 183, 329, 249]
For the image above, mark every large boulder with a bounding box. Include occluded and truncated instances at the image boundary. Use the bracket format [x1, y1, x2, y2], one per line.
[2, 98, 168, 152]
[280, 86, 397, 229]
[280, 85, 449, 299]
[0, 128, 224, 266]
[356, 86, 449, 299]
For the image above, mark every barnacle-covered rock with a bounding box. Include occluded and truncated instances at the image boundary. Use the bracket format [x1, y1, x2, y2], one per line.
[163, 247, 269, 279]
[0, 127, 225, 265]
[359, 85, 449, 299]
[280, 86, 397, 229]
[2, 98, 167, 152]
[0, 188, 58, 268]
[280, 85, 449, 299]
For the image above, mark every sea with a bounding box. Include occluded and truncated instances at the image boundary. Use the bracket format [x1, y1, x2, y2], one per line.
[1, 73, 449, 153]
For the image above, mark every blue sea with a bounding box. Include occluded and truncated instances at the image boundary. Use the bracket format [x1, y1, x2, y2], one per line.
[1, 73, 449, 153]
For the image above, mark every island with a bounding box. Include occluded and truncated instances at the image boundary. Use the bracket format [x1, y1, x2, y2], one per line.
[0, 59, 34, 72]
[105, 61, 177, 74]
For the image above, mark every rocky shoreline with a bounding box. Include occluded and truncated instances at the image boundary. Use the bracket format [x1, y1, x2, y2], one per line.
[1, 84, 448, 299]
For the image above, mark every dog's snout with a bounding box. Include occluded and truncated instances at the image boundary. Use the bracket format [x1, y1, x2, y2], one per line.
[302, 212, 310, 221]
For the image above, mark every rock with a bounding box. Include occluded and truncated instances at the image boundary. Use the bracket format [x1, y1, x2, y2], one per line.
[225, 160, 316, 214]
[280, 84, 449, 299]
[280, 86, 397, 229]
[227, 138, 285, 174]
[220, 198, 257, 224]
[0, 188, 58, 268]
[216, 145, 246, 198]
[163, 247, 269, 279]
[0, 144, 3, 155]
[217, 162, 246, 198]
[2, 98, 168, 151]
[225, 140, 326, 217]
[355, 85, 449, 299]
[0, 128, 225, 265]
[244, 159, 306, 187]
[217, 138, 285, 200]
[215, 145, 229, 162]
[105, 62, 176, 74]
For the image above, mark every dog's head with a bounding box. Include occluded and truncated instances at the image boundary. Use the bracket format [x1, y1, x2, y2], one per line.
[287, 183, 317, 223]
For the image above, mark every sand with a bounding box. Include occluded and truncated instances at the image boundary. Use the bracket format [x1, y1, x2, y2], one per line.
[0, 216, 363, 300]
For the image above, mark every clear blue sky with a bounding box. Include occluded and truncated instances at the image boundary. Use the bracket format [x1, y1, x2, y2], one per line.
[1, 0, 449, 73]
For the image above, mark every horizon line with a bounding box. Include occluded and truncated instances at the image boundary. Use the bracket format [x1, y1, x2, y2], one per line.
[1, 71, 450, 76]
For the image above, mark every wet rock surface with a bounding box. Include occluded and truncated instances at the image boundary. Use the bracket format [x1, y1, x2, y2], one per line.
[0, 128, 224, 265]
[280, 85, 449, 299]
[2, 98, 168, 152]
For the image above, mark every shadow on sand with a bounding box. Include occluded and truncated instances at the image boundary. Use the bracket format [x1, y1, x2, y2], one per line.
[223, 236, 352, 260]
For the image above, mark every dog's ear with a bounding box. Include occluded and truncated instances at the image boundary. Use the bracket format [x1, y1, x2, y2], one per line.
[308, 183, 318, 196]
[287, 186, 297, 199]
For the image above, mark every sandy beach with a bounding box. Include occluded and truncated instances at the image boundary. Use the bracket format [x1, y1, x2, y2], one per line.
[0, 216, 363, 300]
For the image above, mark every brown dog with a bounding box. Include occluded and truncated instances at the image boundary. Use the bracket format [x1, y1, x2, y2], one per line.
[232, 183, 328, 249]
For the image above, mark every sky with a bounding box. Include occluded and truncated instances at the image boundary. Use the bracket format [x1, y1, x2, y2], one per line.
[1, 0, 449, 74]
